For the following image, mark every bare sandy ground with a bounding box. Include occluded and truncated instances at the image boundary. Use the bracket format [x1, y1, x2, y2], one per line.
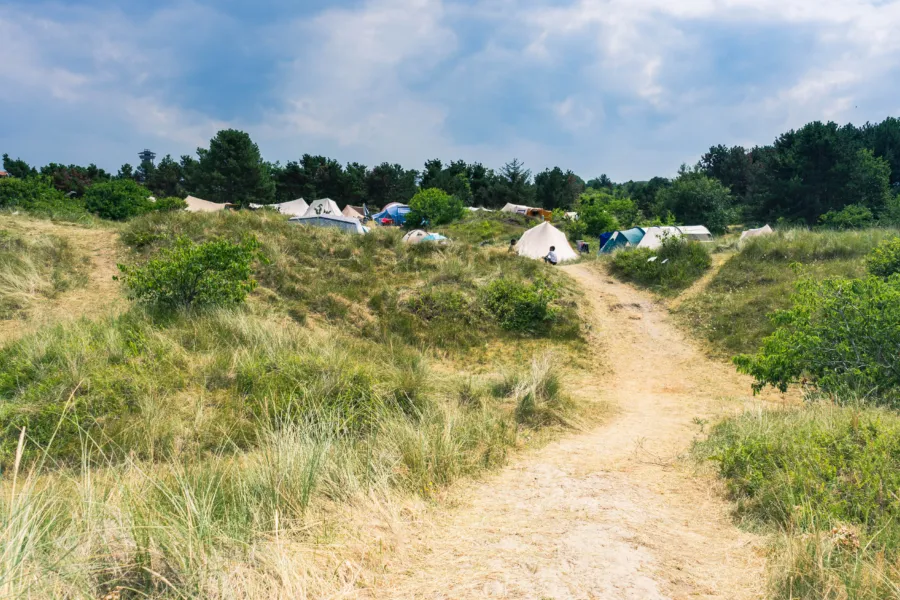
[359, 263, 790, 600]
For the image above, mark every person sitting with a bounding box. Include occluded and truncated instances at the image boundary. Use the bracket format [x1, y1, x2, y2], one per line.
[508, 238, 518, 253]
[544, 246, 558, 265]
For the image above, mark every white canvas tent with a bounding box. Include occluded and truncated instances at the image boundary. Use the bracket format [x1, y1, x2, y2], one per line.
[402, 230, 428, 244]
[303, 198, 341, 217]
[342, 205, 365, 220]
[516, 222, 578, 262]
[466, 207, 494, 212]
[289, 214, 367, 234]
[184, 195, 231, 213]
[678, 225, 714, 242]
[273, 198, 309, 216]
[740, 224, 774, 241]
[636, 226, 683, 249]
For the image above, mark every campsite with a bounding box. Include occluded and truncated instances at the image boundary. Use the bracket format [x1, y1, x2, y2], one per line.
[4, 36, 900, 596]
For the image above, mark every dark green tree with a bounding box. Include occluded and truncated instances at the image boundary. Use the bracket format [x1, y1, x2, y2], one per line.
[189, 129, 275, 207]
[365, 163, 418, 208]
[146, 154, 186, 198]
[534, 167, 584, 210]
[407, 188, 465, 227]
[657, 168, 732, 234]
[2, 154, 37, 178]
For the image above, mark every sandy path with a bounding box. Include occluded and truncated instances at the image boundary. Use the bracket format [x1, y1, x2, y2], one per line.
[361, 263, 789, 600]
[0, 218, 122, 344]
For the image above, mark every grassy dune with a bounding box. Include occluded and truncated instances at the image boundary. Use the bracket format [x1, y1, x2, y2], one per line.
[0, 211, 590, 598]
[0, 226, 88, 318]
[677, 228, 899, 356]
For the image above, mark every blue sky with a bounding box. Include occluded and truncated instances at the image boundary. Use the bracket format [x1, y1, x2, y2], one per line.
[2, 0, 900, 181]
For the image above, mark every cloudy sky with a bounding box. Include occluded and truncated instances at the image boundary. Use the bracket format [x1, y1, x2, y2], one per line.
[2, 0, 900, 181]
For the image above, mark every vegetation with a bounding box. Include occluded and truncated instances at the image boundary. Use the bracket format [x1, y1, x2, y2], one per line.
[0, 177, 92, 222]
[696, 405, 900, 600]
[83, 179, 154, 221]
[406, 187, 465, 227]
[117, 237, 261, 309]
[481, 278, 558, 333]
[0, 227, 87, 317]
[865, 235, 900, 278]
[189, 129, 275, 207]
[819, 204, 875, 230]
[436, 210, 532, 245]
[657, 168, 732, 234]
[608, 235, 711, 295]
[677, 228, 897, 355]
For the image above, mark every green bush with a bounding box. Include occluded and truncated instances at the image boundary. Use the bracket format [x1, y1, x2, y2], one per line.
[734, 276, 900, 405]
[151, 196, 188, 212]
[117, 236, 261, 309]
[481, 278, 557, 332]
[819, 204, 874, 229]
[865, 236, 900, 278]
[407, 187, 465, 227]
[84, 179, 153, 220]
[695, 405, 900, 599]
[0, 176, 90, 221]
[609, 234, 711, 295]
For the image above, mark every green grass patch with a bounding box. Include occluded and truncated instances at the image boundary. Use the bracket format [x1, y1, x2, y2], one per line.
[677, 228, 899, 356]
[608, 236, 711, 296]
[0, 227, 88, 318]
[696, 404, 900, 600]
[435, 210, 535, 245]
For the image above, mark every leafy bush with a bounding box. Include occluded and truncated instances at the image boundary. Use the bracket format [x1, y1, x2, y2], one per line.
[609, 234, 711, 295]
[151, 196, 188, 212]
[84, 179, 153, 220]
[0, 176, 90, 221]
[695, 405, 900, 600]
[657, 170, 732, 234]
[734, 276, 900, 405]
[117, 236, 261, 309]
[819, 204, 874, 229]
[865, 236, 900, 278]
[407, 187, 465, 227]
[573, 189, 620, 237]
[481, 278, 557, 332]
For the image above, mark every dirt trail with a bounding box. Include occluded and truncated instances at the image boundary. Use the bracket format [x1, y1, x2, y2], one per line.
[0, 218, 122, 344]
[362, 264, 789, 600]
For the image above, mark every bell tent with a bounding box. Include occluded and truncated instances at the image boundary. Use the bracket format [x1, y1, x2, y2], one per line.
[342, 205, 366, 220]
[516, 222, 578, 262]
[303, 198, 341, 217]
[184, 196, 231, 213]
[740, 225, 774, 241]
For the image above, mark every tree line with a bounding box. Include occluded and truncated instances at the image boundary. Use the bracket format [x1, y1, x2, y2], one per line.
[4, 117, 900, 232]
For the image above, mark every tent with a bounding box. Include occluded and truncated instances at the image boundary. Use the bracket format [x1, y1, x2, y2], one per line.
[289, 214, 368, 234]
[516, 222, 578, 262]
[600, 227, 645, 253]
[372, 203, 411, 225]
[466, 207, 494, 212]
[402, 230, 428, 244]
[501, 203, 530, 214]
[303, 198, 341, 217]
[342, 205, 366, 220]
[740, 224, 774, 241]
[636, 226, 683, 249]
[678, 225, 714, 242]
[184, 195, 231, 213]
[422, 233, 448, 243]
[274, 198, 310, 216]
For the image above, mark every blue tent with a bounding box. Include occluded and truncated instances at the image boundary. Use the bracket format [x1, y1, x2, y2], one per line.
[372, 204, 411, 225]
[421, 233, 448, 243]
[599, 231, 614, 249]
[600, 227, 645, 253]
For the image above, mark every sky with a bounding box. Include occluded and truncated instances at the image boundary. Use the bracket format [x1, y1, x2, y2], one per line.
[2, 0, 900, 181]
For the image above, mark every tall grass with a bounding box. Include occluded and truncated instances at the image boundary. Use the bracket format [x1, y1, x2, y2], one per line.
[0, 228, 87, 317]
[608, 236, 711, 296]
[696, 404, 900, 600]
[678, 227, 900, 355]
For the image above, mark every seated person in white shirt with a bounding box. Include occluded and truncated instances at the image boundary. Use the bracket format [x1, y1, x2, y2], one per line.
[543, 246, 558, 265]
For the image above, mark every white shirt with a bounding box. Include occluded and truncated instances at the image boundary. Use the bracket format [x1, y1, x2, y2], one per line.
[546, 250, 558, 264]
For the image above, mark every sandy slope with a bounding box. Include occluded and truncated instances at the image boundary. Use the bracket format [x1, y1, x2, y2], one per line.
[0, 217, 122, 345]
[360, 263, 790, 600]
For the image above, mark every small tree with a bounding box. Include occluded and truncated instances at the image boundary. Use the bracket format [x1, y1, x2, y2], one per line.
[84, 179, 153, 221]
[117, 236, 261, 309]
[407, 187, 465, 227]
[574, 191, 619, 237]
[657, 169, 732, 234]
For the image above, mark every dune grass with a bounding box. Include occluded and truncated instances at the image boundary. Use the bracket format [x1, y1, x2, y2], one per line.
[435, 210, 535, 246]
[696, 403, 900, 600]
[607, 236, 712, 296]
[677, 228, 899, 356]
[0, 227, 88, 318]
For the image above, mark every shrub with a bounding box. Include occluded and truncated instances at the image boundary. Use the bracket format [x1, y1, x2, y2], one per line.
[151, 196, 188, 212]
[734, 275, 900, 405]
[609, 234, 711, 295]
[819, 204, 874, 229]
[656, 170, 732, 234]
[407, 188, 465, 227]
[84, 179, 153, 220]
[481, 278, 557, 332]
[117, 236, 261, 309]
[865, 236, 900, 278]
[0, 176, 90, 220]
